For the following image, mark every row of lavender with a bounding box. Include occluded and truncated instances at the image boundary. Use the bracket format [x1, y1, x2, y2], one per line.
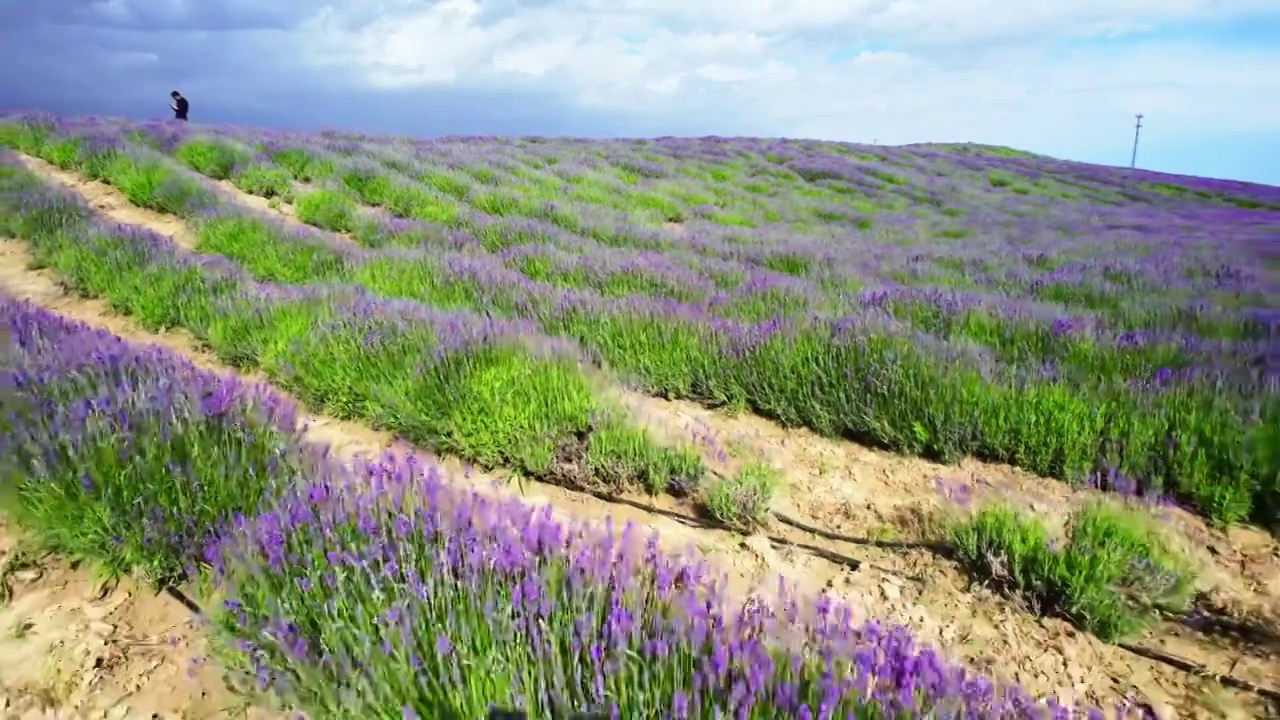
[0, 149, 719, 507]
[3, 117, 1277, 526]
[153, 120, 1276, 358]
[45, 114, 1280, 360]
[0, 174, 1101, 719]
[37, 113, 1280, 343]
[254, 118, 1279, 312]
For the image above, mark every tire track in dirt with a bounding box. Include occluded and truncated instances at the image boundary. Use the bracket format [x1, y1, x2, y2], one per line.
[11, 153, 1280, 718]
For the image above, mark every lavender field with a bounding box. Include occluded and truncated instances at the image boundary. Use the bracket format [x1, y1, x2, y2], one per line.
[8, 113, 1279, 524]
[1, 112, 1279, 718]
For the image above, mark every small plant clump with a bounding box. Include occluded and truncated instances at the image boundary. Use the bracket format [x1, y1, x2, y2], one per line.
[700, 462, 780, 531]
[947, 502, 1196, 641]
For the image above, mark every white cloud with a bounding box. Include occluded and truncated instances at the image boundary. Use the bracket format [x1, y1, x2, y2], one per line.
[490, 37, 581, 77]
[6, 0, 1278, 179]
[291, 0, 1280, 162]
[299, 0, 526, 88]
[88, 0, 136, 24]
[646, 75, 682, 94]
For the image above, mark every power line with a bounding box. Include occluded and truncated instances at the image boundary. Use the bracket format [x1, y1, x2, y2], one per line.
[1130, 113, 1144, 169]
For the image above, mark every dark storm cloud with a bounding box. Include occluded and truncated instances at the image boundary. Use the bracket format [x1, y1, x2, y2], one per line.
[0, 5, 714, 139]
[0, 22, 306, 111]
[0, 0, 333, 32]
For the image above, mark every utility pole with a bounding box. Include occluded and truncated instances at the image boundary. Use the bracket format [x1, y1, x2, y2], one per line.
[1130, 113, 1144, 169]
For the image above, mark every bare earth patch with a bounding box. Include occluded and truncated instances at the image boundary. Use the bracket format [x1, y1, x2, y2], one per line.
[0, 517, 285, 720]
[51, 164, 198, 252]
[5, 154, 1280, 718]
[211, 178, 298, 221]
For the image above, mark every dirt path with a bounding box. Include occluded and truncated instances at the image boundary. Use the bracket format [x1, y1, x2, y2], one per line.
[0, 517, 285, 720]
[7, 153, 1280, 718]
[209, 178, 300, 222]
[615, 391, 1280, 717]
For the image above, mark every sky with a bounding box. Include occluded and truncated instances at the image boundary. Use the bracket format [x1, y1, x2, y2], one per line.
[1, 0, 1278, 185]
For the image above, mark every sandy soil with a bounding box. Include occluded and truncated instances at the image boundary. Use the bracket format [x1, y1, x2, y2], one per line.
[210, 178, 299, 222]
[2, 153, 1278, 719]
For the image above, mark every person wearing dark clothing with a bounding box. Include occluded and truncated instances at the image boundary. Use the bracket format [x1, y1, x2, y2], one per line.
[170, 91, 189, 121]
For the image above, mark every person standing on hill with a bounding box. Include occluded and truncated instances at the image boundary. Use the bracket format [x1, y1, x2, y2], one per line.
[170, 91, 189, 121]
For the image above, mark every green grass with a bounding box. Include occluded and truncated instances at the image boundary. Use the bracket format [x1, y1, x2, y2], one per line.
[947, 502, 1196, 641]
[293, 189, 360, 234]
[174, 138, 250, 181]
[198, 214, 347, 284]
[231, 164, 294, 199]
[700, 463, 780, 531]
[268, 147, 336, 182]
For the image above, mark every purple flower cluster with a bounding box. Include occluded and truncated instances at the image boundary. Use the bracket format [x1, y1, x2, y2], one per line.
[200, 124, 1273, 370]
[45, 114, 1271, 349]
[0, 296, 317, 582]
[210, 451, 1101, 718]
